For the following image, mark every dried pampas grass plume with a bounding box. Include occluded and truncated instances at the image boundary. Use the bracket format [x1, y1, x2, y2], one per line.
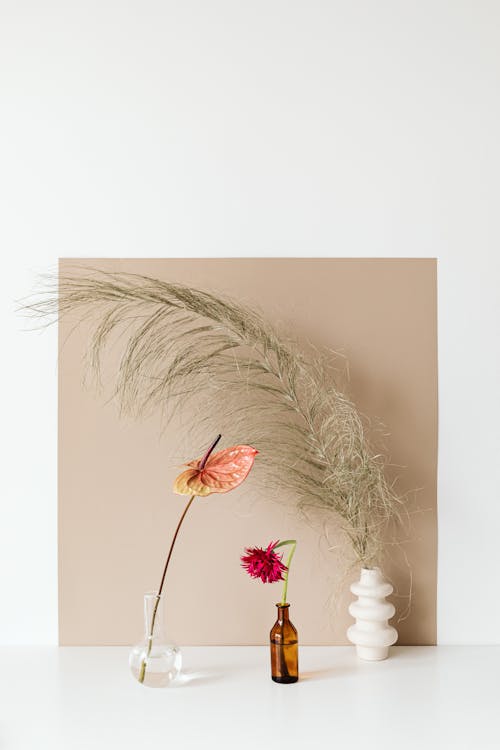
[27, 268, 404, 566]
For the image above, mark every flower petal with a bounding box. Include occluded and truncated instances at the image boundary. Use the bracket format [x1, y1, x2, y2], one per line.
[241, 541, 287, 583]
[204, 445, 258, 471]
[173, 469, 211, 496]
[199, 446, 258, 493]
[173, 444, 258, 497]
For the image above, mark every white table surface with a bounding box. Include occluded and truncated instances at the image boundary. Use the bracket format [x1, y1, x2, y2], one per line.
[2, 646, 499, 749]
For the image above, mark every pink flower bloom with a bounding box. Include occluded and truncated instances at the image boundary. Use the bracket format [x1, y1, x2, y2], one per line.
[241, 540, 288, 584]
[174, 443, 258, 497]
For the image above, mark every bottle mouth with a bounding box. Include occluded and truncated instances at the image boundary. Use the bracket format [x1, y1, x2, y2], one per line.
[275, 602, 290, 608]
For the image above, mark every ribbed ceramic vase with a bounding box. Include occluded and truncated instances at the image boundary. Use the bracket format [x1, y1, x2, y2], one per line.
[347, 567, 398, 660]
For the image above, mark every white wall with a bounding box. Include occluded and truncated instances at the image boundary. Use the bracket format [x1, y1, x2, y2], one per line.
[2, 0, 499, 645]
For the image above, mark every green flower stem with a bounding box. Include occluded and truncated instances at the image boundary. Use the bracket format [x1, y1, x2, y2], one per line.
[274, 539, 297, 605]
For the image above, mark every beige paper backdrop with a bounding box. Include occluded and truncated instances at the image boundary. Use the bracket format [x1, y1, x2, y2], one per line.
[59, 258, 437, 645]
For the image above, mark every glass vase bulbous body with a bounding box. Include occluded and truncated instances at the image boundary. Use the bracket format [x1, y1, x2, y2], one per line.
[270, 603, 299, 683]
[129, 593, 181, 688]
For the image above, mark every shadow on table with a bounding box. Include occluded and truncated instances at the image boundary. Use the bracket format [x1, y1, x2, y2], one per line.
[388, 645, 437, 663]
[299, 667, 351, 681]
[175, 669, 224, 688]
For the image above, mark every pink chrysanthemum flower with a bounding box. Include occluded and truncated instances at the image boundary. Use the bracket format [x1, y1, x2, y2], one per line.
[241, 540, 288, 583]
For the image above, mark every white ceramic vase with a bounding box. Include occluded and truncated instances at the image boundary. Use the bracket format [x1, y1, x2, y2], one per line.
[347, 567, 398, 660]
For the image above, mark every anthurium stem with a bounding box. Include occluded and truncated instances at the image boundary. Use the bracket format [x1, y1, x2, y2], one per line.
[275, 539, 297, 605]
[138, 433, 223, 685]
[138, 493, 196, 684]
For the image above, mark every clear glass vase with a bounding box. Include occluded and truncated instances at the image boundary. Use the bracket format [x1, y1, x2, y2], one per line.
[129, 593, 181, 688]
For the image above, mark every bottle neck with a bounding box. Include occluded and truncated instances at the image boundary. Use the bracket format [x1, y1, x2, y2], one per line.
[276, 603, 290, 621]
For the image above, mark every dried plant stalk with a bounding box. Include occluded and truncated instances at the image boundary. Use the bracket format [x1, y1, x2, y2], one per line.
[28, 269, 404, 565]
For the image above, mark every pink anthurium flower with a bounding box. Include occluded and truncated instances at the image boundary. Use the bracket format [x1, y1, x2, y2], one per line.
[173, 442, 258, 497]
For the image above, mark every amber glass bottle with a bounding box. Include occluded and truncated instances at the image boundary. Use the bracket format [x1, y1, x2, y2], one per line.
[270, 603, 298, 683]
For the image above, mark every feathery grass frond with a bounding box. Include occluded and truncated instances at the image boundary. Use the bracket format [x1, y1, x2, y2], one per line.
[28, 269, 404, 565]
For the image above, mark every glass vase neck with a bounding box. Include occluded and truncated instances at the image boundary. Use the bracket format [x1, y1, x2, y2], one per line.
[144, 592, 165, 641]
